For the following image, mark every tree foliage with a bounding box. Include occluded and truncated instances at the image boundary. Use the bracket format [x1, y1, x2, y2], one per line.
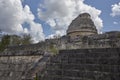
[10, 35, 21, 46]
[0, 35, 10, 51]
[49, 43, 58, 55]
[21, 34, 32, 45]
[0, 34, 32, 51]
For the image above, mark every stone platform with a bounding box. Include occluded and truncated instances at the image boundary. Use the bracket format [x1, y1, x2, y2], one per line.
[40, 48, 120, 80]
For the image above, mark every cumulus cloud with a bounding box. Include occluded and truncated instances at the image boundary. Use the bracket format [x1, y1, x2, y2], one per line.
[110, 2, 120, 17]
[38, 0, 103, 36]
[0, 0, 44, 43]
[23, 5, 45, 42]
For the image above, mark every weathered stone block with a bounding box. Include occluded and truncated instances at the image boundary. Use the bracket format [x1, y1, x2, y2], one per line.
[41, 48, 120, 80]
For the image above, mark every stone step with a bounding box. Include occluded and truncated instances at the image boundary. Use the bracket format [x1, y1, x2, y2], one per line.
[59, 48, 120, 54]
[40, 48, 120, 80]
[46, 64, 120, 73]
[43, 69, 120, 80]
[61, 58, 120, 65]
[48, 57, 120, 65]
[58, 52, 119, 59]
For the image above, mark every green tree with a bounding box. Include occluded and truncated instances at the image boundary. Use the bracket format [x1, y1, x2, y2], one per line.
[0, 34, 32, 51]
[10, 34, 32, 45]
[9, 35, 21, 46]
[21, 34, 32, 45]
[0, 35, 10, 51]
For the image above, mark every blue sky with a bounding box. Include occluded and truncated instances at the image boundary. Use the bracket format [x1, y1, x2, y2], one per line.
[23, 0, 120, 34]
[22, 0, 54, 37]
[84, 0, 120, 32]
[0, 0, 120, 42]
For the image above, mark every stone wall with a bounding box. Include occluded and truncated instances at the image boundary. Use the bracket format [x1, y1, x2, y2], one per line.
[0, 47, 120, 80]
[67, 31, 96, 39]
[40, 48, 120, 80]
[67, 31, 120, 49]
[5, 31, 120, 53]
[0, 50, 51, 80]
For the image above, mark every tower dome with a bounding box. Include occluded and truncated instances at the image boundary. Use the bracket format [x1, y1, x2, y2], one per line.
[67, 13, 97, 39]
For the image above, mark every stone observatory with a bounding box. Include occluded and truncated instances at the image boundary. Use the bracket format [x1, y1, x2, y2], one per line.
[67, 13, 98, 39]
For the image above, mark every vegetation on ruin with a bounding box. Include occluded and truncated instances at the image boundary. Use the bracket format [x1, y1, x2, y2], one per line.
[49, 43, 59, 55]
[0, 34, 32, 51]
[0, 35, 10, 51]
[34, 76, 39, 80]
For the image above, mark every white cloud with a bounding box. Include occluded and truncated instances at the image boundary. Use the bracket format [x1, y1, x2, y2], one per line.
[111, 2, 120, 17]
[23, 5, 45, 42]
[46, 19, 56, 27]
[29, 21, 45, 43]
[38, 0, 103, 36]
[113, 21, 118, 24]
[0, 0, 45, 43]
[0, 0, 24, 34]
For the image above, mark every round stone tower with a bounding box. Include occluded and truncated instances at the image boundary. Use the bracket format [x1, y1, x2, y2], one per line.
[67, 13, 97, 39]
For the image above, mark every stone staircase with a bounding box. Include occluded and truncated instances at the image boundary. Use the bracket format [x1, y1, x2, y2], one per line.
[40, 48, 120, 80]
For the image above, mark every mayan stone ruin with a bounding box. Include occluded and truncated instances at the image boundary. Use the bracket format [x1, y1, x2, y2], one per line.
[0, 13, 120, 80]
[67, 13, 97, 39]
